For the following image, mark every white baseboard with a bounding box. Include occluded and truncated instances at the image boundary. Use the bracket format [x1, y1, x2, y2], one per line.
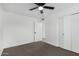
[42, 40, 59, 47]
[4, 40, 43, 49]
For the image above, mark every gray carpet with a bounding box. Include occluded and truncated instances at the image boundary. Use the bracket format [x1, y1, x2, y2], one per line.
[1, 41, 79, 56]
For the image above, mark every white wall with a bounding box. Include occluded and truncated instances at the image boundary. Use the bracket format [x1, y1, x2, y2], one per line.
[3, 11, 37, 48]
[43, 17, 58, 46]
[0, 4, 3, 55]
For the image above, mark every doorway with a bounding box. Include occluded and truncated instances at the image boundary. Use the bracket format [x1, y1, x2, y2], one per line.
[34, 22, 43, 41]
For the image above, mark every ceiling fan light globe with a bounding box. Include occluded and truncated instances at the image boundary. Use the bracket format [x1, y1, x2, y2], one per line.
[38, 6, 43, 10]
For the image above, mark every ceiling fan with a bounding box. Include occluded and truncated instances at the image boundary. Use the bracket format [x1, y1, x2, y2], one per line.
[29, 3, 55, 14]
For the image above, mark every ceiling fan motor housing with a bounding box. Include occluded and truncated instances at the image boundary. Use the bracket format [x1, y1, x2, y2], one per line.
[35, 3, 46, 6]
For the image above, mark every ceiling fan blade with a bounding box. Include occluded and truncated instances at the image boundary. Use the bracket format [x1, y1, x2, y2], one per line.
[40, 10, 43, 14]
[29, 7, 38, 11]
[44, 6, 55, 10]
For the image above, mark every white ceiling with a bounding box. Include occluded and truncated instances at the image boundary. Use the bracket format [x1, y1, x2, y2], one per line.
[2, 3, 79, 19]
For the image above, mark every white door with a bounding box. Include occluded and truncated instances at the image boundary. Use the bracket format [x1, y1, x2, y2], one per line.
[71, 14, 79, 53]
[63, 16, 71, 50]
[59, 13, 79, 53]
[35, 22, 42, 41]
[59, 16, 71, 50]
[58, 17, 64, 48]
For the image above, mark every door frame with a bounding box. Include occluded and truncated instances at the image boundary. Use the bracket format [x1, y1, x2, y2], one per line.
[34, 22, 43, 42]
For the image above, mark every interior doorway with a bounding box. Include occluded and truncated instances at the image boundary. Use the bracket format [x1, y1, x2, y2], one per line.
[34, 22, 43, 41]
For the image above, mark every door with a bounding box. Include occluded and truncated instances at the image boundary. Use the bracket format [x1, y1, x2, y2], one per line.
[58, 17, 64, 48]
[34, 22, 42, 41]
[71, 14, 79, 53]
[59, 13, 79, 53]
[63, 16, 71, 50]
[59, 16, 71, 50]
